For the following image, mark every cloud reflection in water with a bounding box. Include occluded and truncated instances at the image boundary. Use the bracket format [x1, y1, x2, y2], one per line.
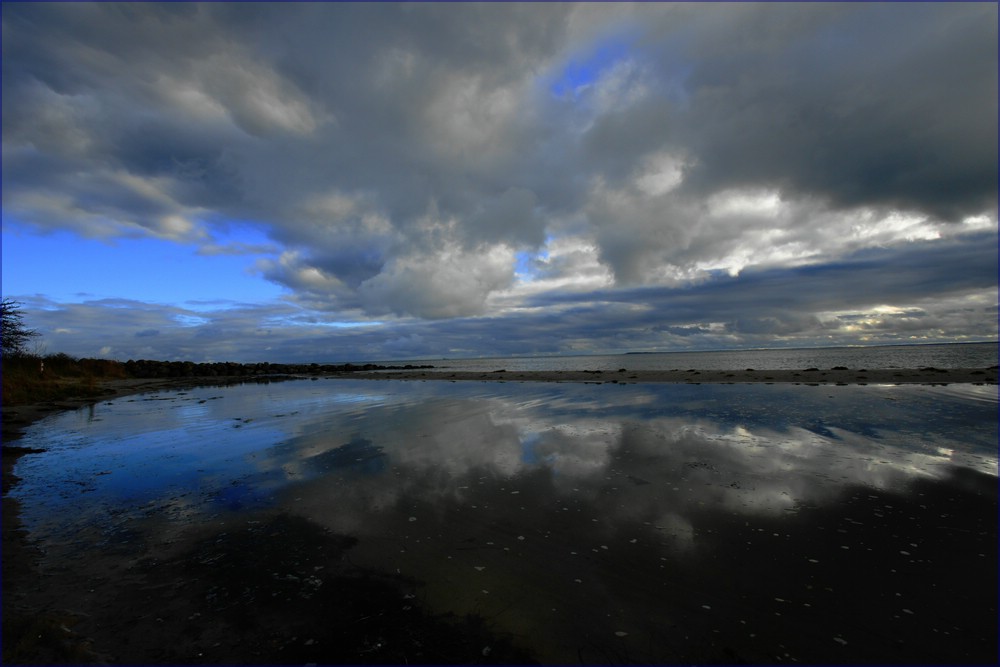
[261, 382, 996, 540]
[11, 379, 997, 663]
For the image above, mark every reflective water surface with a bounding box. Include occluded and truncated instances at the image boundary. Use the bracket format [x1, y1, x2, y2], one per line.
[12, 379, 998, 663]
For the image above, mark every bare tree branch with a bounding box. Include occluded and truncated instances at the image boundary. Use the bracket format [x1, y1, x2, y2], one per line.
[1, 298, 40, 357]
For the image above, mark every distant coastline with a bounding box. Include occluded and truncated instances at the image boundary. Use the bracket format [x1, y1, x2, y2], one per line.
[620, 340, 999, 355]
[346, 366, 998, 386]
[374, 341, 998, 375]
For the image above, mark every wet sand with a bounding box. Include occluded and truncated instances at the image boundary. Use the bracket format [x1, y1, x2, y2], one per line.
[2, 370, 996, 664]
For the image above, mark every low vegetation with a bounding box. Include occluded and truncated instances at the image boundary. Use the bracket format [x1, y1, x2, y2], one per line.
[1, 353, 128, 406]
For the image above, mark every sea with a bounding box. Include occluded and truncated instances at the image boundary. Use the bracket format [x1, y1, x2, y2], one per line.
[379, 341, 998, 373]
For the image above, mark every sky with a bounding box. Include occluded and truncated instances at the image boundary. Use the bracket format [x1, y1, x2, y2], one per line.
[2, 2, 997, 363]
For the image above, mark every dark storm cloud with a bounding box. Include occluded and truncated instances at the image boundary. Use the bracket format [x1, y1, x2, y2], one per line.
[657, 3, 999, 220]
[3, 2, 996, 355]
[6, 3, 995, 231]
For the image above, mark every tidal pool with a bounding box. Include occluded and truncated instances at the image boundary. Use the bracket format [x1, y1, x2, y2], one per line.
[10, 379, 998, 664]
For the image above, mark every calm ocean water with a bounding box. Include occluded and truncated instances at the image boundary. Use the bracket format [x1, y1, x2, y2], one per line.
[391, 342, 998, 373]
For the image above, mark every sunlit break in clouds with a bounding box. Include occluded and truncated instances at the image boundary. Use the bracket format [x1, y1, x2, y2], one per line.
[2, 2, 997, 362]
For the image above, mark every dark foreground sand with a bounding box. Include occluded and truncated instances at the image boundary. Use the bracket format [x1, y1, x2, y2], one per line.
[2, 368, 996, 663]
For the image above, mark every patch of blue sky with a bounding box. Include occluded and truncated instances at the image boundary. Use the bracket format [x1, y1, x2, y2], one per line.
[295, 320, 384, 329]
[514, 246, 552, 282]
[515, 250, 536, 277]
[549, 35, 635, 99]
[1, 225, 285, 306]
[549, 30, 695, 110]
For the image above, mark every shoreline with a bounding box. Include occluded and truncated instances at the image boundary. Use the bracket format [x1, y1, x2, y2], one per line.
[347, 366, 998, 385]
